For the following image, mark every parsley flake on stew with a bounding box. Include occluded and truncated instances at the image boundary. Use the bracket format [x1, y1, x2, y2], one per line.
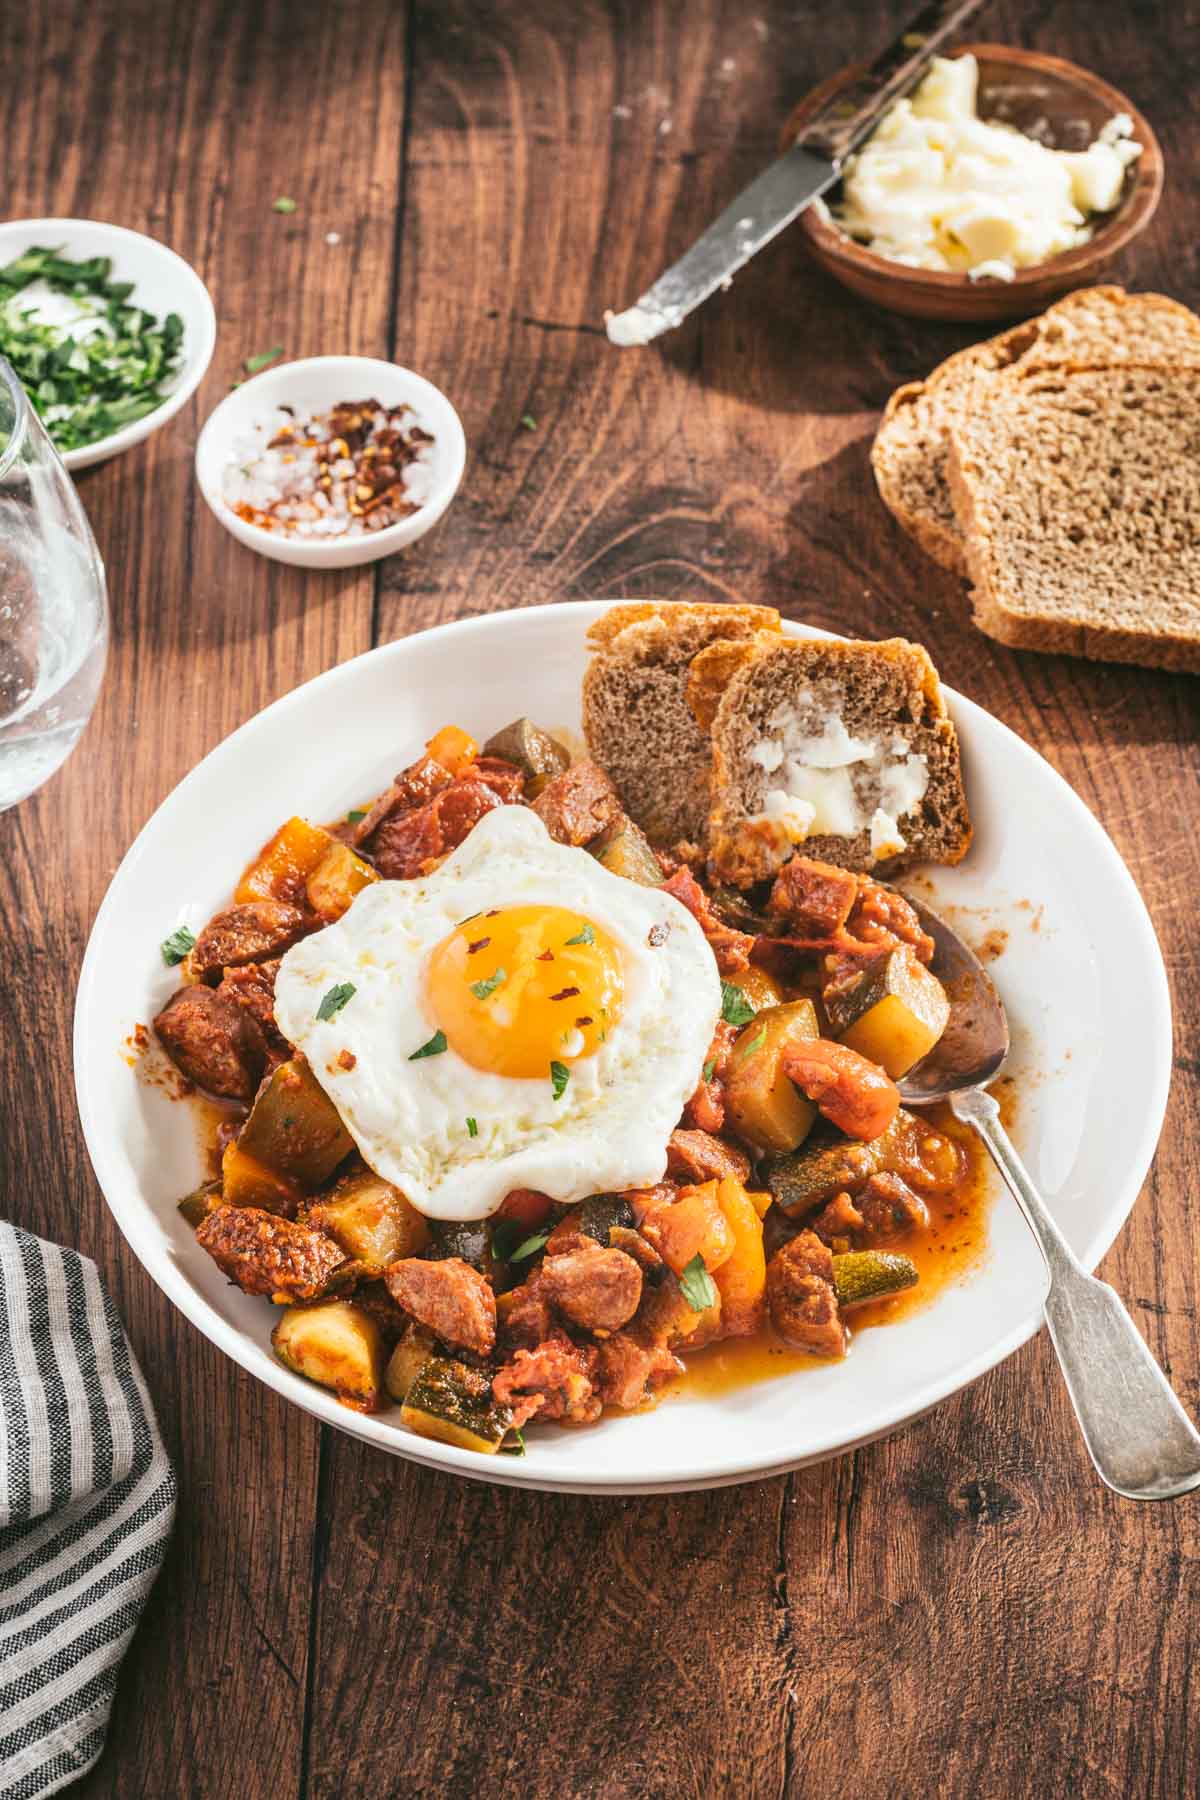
[720, 981, 756, 1027]
[679, 1253, 718, 1312]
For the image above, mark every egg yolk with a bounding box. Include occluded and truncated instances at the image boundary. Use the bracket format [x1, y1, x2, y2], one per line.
[426, 905, 625, 1079]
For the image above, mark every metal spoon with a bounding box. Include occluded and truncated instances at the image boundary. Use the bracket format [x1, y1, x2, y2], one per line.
[897, 895, 1200, 1502]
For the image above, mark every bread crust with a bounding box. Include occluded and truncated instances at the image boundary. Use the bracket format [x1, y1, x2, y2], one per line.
[872, 288, 1200, 575]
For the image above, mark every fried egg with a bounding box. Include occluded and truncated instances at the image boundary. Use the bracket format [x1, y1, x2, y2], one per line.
[273, 805, 721, 1219]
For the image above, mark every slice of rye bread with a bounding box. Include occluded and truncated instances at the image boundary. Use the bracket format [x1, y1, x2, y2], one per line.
[871, 288, 1200, 576]
[581, 602, 782, 845]
[703, 636, 972, 885]
[947, 363, 1200, 674]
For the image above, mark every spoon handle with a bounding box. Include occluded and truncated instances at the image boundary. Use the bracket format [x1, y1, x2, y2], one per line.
[951, 1085, 1200, 1501]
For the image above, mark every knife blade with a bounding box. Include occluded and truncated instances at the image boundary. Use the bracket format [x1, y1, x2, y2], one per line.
[604, 0, 988, 346]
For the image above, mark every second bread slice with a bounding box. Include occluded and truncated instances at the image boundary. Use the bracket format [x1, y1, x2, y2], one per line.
[948, 363, 1200, 672]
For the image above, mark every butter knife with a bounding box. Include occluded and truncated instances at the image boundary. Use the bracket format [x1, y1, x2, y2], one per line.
[604, 0, 988, 346]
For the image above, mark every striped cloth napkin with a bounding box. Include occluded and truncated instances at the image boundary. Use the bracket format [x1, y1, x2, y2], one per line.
[0, 1223, 176, 1800]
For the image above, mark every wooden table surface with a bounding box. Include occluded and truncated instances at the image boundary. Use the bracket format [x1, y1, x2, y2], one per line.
[3, 2, 1197, 1795]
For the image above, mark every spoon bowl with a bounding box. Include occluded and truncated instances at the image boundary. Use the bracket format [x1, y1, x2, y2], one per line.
[892, 889, 1200, 1501]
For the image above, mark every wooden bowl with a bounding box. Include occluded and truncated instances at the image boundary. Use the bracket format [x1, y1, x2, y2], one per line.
[781, 45, 1163, 322]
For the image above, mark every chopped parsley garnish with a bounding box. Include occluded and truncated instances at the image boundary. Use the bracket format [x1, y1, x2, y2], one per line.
[702, 1058, 716, 1084]
[565, 923, 595, 946]
[720, 981, 756, 1027]
[0, 246, 185, 453]
[409, 1029, 447, 1060]
[739, 1025, 768, 1059]
[272, 196, 298, 214]
[680, 1253, 718, 1312]
[469, 966, 507, 1001]
[346, 808, 366, 824]
[499, 1429, 526, 1456]
[520, 413, 537, 431]
[243, 345, 283, 375]
[316, 982, 355, 1021]
[491, 1221, 551, 1264]
[466, 1116, 479, 1138]
[550, 1060, 570, 1101]
[160, 925, 196, 967]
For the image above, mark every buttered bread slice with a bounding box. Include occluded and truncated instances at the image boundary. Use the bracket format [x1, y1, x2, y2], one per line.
[698, 636, 971, 887]
[582, 601, 781, 846]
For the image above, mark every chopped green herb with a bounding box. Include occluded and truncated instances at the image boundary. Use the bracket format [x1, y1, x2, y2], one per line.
[680, 1253, 718, 1312]
[469, 966, 507, 1001]
[565, 923, 595, 947]
[739, 1025, 768, 1059]
[512, 1228, 551, 1263]
[346, 808, 366, 824]
[160, 925, 196, 967]
[520, 413, 537, 431]
[550, 1060, 570, 1101]
[243, 345, 283, 376]
[466, 1116, 479, 1138]
[720, 981, 756, 1027]
[702, 1058, 716, 1084]
[499, 1428, 526, 1456]
[0, 245, 186, 453]
[272, 196, 298, 214]
[491, 1221, 551, 1264]
[409, 1029, 448, 1060]
[316, 982, 355, 1021]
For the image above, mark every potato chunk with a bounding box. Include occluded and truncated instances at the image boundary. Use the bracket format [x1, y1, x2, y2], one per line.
[308, 1171, 430, 1272]
[272, 1301, 384, 1409]
[306, 842, 379, 922]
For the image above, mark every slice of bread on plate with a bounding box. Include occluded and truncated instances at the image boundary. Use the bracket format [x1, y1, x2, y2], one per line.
[700, 635, 972, 887]
[582, 602, 781, 845]
[948, 363, 1200, 673]
[872, 288, 1200, 575]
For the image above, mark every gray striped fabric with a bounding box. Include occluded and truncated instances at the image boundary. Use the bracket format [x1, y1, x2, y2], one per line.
[0, 1223, 175, 1800]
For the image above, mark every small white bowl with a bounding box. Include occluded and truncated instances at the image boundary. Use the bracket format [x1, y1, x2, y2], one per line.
[0, 217, 217, 471]
[194, 355, 467, 569]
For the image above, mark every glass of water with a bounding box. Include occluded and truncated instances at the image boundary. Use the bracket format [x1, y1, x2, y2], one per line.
[0, 356, 108, 811]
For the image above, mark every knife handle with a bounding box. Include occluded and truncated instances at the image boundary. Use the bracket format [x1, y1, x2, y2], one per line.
[793, 0, 989, 165]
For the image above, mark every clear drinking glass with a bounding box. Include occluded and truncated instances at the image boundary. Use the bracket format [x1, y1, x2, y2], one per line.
[0, 357, 109, 811]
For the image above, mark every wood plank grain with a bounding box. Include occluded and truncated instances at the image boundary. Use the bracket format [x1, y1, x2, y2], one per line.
[0, 0, 408, 1793]
[0, 0, 1196, 1796]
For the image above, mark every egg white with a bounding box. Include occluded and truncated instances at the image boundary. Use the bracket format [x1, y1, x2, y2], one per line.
[273, 805, 722, 1219]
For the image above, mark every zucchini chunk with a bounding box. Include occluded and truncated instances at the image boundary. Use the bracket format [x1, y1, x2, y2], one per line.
[177, 1179, 222, 1229]
[428, 1219, 491, 1272]
[400, 1354, 514, 1454]
[589, 817, 664, 887]
[824, 948, 950, 1079]
[575, 1192, 637, 1244]
[482, 717, 570, 783]
[725, 999, 821, 1155]
[272, 1300, 385, 1408]
[383, 1325, 436, 1404]
[762, 1110, 915, 1219]
[235, 1058, 354, 1190]
[308, 1170, 430, 1271]
[832, 1251, 918, 1309]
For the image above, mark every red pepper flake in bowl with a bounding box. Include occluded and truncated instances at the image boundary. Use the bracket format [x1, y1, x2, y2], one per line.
[222, 397, 436, 538]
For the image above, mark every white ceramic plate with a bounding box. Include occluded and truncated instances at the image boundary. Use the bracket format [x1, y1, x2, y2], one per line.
[74, 603, 1173, 1493]
[194, 356, 467, 569]
[0, 218, 217, 471]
